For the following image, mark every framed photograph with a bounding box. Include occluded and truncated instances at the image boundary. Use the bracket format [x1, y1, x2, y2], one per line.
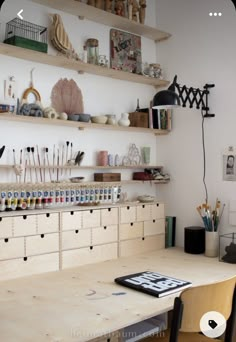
[110, 29, 142, 74]
[223, 154, 236, 181]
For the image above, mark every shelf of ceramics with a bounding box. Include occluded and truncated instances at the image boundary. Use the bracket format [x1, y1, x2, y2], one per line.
[0, 44, 169, 88]
[0, 113, 169, 135]
[30, 0, 171, 42]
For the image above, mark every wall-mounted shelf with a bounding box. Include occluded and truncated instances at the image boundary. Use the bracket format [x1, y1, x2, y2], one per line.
[0, 113, 169, 135]
[25, 165, 164, 170]
[0, 43, 169, 88]
[30, 0, 171, 42]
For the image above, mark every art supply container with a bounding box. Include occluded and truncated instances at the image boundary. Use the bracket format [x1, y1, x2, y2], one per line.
[86, 38, 99, 65]
[205, 231, 219, 257]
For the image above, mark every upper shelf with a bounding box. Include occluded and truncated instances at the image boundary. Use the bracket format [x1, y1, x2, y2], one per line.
[30, 0, 171, 42]
[0, 113, 169, 135]
[0, 43, 169, 88]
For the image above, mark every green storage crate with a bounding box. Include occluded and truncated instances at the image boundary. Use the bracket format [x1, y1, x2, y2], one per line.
[4, 36, 48, 53]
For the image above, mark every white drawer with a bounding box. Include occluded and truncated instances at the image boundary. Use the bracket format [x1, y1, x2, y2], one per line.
[92, 225, 118, 245]
[0, 217, 13, 238]
[119, 235, 165, 257]
[151, 203, 165, 219]
[82, 209, 100, 228]
[26, 233, 59, 256]
[136, 204, 152, 221]
[0, 253, 59, 281]
[119, 222, 143, 240]
[144, 219, 165, 236]
[13, 215, 37, 236]
[62, 243, 118, 269]
[61, 211, 82, 231]
[37, 213, 59, 234]
[101, 207, 118, 226]
[62, 229, 91, 250]
[120, 206, 136, 224]
[0, 237, 24, 260]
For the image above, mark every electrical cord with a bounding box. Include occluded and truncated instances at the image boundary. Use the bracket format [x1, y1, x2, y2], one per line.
[201, 110, 208, 204]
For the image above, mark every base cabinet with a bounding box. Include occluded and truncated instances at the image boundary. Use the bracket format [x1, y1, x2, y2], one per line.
[0, 202, 165, 280]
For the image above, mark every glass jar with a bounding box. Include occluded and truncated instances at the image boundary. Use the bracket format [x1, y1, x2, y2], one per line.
[86, 38, 99, 65]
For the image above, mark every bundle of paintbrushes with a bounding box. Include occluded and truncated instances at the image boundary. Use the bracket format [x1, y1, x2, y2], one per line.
[196, 199, 225, 232]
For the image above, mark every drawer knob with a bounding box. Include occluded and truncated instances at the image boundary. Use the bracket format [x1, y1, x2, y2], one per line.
[130, 222, 133, 226]
[90, 246, 93, 250]
[23, 215, 27, 220]
[70, 211, 74, 215]
[108, 208, 111, 212]
[24, 257, 28, 261]
[90, 210, 93, 214]
[41, 234, 44, 238]
[4, 238, 8, 243]
[142, 205, 145, 208]
[142, 237, 145, 241]
[104, 226, 107, 230]
[75, 230, 79, 234]
[153, 219, 156, 223]
[0, 217, 2, 222]
[127, 206, 130, 210]
[156, 203, 159, 207]
[46, 213, 50, 218]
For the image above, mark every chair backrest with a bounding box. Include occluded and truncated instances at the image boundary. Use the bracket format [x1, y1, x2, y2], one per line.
[179, 276, 236, 333]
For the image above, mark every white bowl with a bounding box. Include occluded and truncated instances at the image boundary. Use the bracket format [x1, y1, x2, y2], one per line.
[137, 195, 155, 203]
[91, 115, 108, 124]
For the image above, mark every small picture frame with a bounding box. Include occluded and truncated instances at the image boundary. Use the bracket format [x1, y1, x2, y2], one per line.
[223, 153, 236, 181]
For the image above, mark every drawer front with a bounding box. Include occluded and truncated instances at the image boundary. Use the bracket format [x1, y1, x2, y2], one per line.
[26, 233, 59, 256]
[62, 229, 91, 250]
[82, 209, 100, 228]
[92, 225, 118, 245]
[0, 217, 13, 238]
[37, 213, 59, 234]
[101, 208, 118, 226]
[61, 211, 82, 231]
[0, 253, 59, 281]
[136, 204, 151, 222]
[120, 222, 143, 240]
[151, 203, 165, 220]
[119, 235, 165, 257]
[62, 243, 118, 269]
[0, 237, 24, 260]
[13, 215, 37, 236]
[120, 206, 136, 224]
[144, 219, 165, 236]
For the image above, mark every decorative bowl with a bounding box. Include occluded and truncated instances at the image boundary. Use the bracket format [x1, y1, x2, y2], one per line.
[69, 177, 85, 183]
[68, 114, 80, 121]
[91, 115, 108, 124]
[137, 195, 155, 203]
[78, 113, 91, 122]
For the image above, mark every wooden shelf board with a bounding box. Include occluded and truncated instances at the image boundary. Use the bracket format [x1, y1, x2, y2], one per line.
[30, 0, 171, 41]
[0, 113, 169, 135]
[0, 43, 169, 88]
[26, 165, 163, 170]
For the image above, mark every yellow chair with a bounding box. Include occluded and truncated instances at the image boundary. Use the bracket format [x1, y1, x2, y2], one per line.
[144, 276, 236, 342]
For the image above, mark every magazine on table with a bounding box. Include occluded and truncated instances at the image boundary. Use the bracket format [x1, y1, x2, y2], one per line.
[115, 271, 192, 298]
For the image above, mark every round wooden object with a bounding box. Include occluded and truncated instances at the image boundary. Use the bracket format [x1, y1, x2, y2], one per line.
[22, 87, 41, 102]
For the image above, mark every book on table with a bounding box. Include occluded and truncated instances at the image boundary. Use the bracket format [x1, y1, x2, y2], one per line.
[114, 271, 192, 298]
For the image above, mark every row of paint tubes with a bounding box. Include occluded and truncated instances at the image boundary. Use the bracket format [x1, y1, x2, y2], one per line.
[0, 184, 122, 212]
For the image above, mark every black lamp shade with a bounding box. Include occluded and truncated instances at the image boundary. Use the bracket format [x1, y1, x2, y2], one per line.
[152, 89, 181, 108]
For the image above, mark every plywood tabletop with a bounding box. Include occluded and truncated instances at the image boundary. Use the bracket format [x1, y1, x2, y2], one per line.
[0, 248, 235, 342]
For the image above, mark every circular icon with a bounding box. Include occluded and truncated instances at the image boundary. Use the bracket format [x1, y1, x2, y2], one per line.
[200, 311, 226, 338]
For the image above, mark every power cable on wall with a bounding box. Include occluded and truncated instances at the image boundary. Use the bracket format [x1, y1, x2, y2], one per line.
[201, 109, 208, 204]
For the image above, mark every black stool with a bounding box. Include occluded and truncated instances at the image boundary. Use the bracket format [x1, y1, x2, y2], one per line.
[184, 226, 205, 254]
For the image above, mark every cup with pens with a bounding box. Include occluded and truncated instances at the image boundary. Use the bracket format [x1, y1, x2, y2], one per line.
[196, 199, 225, 257]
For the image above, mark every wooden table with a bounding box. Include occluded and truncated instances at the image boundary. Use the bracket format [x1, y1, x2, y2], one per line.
[0, 248, 235, 342]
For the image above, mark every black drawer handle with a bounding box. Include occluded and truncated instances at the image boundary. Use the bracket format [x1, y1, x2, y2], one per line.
[127, 206, 130, 210]
[46, 213, 50, 218]
[0, 217, 2, 222]
[70, 211, 74, 215]
[130, 222, 133, 227]
[156, 203, 159, 207]
[142, 205, 145, 208]
[90, 210, 93, 214]
[41, 234, 44, 238]
[108, 208, 111, 212]
[23, 215, 27, 220]
[24, 257, 28, 261]
[90, 246, 93, 250]
[153, 219, 156, 223]
[142, 237, 145, 241]
[75, 230, 79, 234]
[4, 238, 8, 243]
[104, 226, 107, 230]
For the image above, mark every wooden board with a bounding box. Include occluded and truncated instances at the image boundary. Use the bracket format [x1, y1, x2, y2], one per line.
[0, 248, 235, 342]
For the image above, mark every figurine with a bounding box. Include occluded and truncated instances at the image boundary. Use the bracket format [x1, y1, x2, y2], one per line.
[139, 0, 146, 24]
[115, 0, 125, 16]
[132, 0, 139, 22]
[128, 0, 133, 20]
[105, 0, 113, 12]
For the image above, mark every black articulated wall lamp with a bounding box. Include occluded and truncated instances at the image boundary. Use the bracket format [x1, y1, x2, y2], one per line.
[153, 75, 215, 118]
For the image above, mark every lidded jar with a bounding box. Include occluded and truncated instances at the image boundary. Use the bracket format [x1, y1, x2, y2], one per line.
[86, 38, 99, 65]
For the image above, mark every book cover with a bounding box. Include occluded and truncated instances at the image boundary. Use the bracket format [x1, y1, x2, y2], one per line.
[167, 109, 172, 131]
[152, 108, 159, 129]
[165, 216, 176, 248]
[115, 271, 192, 298]
[160, 109, 167, 129]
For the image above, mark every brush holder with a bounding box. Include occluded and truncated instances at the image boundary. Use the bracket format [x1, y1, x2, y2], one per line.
[205, 231, 219, 257]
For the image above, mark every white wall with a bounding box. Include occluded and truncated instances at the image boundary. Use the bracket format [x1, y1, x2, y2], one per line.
[0, 0, 159, 199]
[156, 0, 236, 245]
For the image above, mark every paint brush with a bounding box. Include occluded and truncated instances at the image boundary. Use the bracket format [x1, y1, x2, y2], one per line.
[13, 149, 17, 182]
[61, 144, 65, 176]
[27, 147, 32, 183]
[31, 147, 38, 183]
[53, 144, 55, 175]
[70, 142, 73, 175]
[46, 147, 52, 182]
[36, 145, 42, 182]
[57, 148, 60, 182]
[19, 149, 23, 183]
[65, 141, 69, 175]
[43, 147, 46, 182]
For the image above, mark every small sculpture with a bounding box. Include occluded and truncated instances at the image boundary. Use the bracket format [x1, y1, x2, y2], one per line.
[128, 0, 133, 20]
[132, 0, 139, 22]
[139, 0, 146, 24]
[115, 0, 125, 16]
[105, 0, 113, 12]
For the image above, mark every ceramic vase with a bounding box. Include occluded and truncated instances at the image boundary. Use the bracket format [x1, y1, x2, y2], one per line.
[118, 113, 130, 127]
[205, 231, 219, 257]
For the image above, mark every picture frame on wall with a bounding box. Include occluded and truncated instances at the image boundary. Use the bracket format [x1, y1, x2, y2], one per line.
[110, 29, 142, 74]
[223, 153, 236, 181]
